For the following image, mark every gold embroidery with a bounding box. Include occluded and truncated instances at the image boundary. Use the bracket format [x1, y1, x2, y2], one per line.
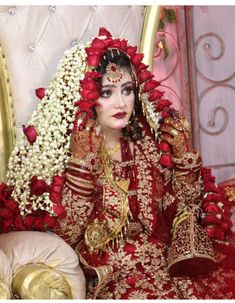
[172, 171, 203, 212]
[54, 186, 93, 246]
[161, 192, 175, 211]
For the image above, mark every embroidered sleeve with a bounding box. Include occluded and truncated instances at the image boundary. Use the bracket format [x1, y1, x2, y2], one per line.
[166, 154, 232, 241]
[53, 156, 94, 246]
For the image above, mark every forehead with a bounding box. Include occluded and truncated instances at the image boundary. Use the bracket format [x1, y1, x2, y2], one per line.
[101, 67, 132, 86]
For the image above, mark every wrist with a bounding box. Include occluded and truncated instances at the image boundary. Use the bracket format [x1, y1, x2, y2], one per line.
[172, 150, 202, 171]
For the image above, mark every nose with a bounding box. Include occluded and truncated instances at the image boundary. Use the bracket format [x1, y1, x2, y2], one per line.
[115, 92, 126, 108]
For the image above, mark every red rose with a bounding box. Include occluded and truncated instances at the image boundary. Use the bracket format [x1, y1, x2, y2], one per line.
[201, 213, 221, 225]
[137, 63, 148, 73]
[0, 208, 14, 219]
[159, 153, 174, 167]
[6, 199, 19, 214]
[219, 220, 232, 231]
[23, 125, 37, 145]
[30, 176, 50, 196]
[131, 53, 144, 67]
[43, 214, 57, 229]
[53, 204, 66, 218]
[91, 38, 106, 50]
[35, 87, 45, 100]
[138, 70, 153, 84]
[111, 39, 121, 49]
[161, 110, 171, 118]
[156, 99, 172, 111]
[205, 225, 225, 240]
[85, 71, 102, 79]
[98, 27, 112, 38]
[157, 141, 171, 152]
[204, 183, 220, 193]
[2, 218, 14, 233]
[149, 90, 164, 101]
[52, 175, 66, 186]
[50, 185, 62, 194]
[24, 216, 36, 229]
[34, 217, 45, 231]
[205, 175, 216, 184]
[80, 78, 99, 90]
[15, 215, 26, 230]
[50, 192, 62, 204]
[142, 80, 160, 93]
[75, 100, 96, 111]
[203, 194, 222, 203]
[202, 203, 222, 214]
[103, 37, 113, 47]
[119, 39, 128, 51]
[85, 48, 102, 57]
[125, 46, 137, 58]
[201, 167, 212, 177]
[87, 54, 102, 68]
[80, 89, 99, 101]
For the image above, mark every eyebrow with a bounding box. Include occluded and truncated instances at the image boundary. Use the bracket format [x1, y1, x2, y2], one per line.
[101, 81, 134, 89]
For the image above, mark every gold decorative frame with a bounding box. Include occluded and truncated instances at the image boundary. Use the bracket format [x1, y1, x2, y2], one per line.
[140, 5, 161, 71]
[0, 45, 15, 182]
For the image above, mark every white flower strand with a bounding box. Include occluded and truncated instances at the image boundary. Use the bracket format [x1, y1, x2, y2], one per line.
[6, 44, 88, 216]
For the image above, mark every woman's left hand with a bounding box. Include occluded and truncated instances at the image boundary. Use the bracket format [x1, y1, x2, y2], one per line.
[160, 114, 190, 158]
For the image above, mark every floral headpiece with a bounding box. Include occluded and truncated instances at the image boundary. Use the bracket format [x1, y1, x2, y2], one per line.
[1, 28, 173, 232]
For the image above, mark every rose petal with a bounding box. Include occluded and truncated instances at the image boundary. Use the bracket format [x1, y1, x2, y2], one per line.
[98, 27, 112, 38]
[138, 70, 154, 84]
[159, 153, 174, 167]
[29, 176, 50, 196]
[142, 80, 160, 93]
[156, 99, 172, 111]
[23, 125, 37, 145]
[35, 87, 45, 100]
[149, 89, 164, 101]
[157, 141, 171, 152]
[53, 204, 66, 218]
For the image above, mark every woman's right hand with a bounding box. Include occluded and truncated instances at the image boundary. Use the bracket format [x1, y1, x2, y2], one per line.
[70, 118, 103, 160]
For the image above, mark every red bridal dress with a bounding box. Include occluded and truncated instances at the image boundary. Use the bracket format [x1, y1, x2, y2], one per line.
[53, 119, 235, 299]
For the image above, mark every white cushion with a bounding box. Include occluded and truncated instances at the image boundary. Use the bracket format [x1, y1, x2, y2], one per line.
[0, 231, 86, 299]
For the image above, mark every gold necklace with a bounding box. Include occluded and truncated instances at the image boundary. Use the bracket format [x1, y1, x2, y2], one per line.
[106, 142, 120, 158]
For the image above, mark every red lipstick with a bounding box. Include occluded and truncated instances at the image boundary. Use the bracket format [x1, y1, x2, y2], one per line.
[112, 112, 127, 119]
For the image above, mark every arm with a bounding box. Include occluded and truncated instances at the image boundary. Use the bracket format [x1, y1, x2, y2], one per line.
[53, 122, 103, 246]
[160, 113, 231, 240]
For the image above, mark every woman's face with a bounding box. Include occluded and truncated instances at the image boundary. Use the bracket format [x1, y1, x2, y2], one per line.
[95, 67, 135, 132]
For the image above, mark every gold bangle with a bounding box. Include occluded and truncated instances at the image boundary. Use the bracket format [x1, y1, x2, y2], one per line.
[172, 151, 202, 170]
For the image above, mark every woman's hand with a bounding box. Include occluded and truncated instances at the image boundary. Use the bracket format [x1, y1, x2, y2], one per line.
[70, 118, 103, 160]
[160, 114, 190, 158]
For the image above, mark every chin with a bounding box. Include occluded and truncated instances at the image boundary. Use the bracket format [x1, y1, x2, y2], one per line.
[112, 121, 128, 130]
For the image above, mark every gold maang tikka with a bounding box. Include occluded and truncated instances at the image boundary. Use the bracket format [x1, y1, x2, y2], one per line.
[106, 62, 123, 83]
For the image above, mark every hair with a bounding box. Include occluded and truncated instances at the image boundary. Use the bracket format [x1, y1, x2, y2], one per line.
[96, 48, 142, 141]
